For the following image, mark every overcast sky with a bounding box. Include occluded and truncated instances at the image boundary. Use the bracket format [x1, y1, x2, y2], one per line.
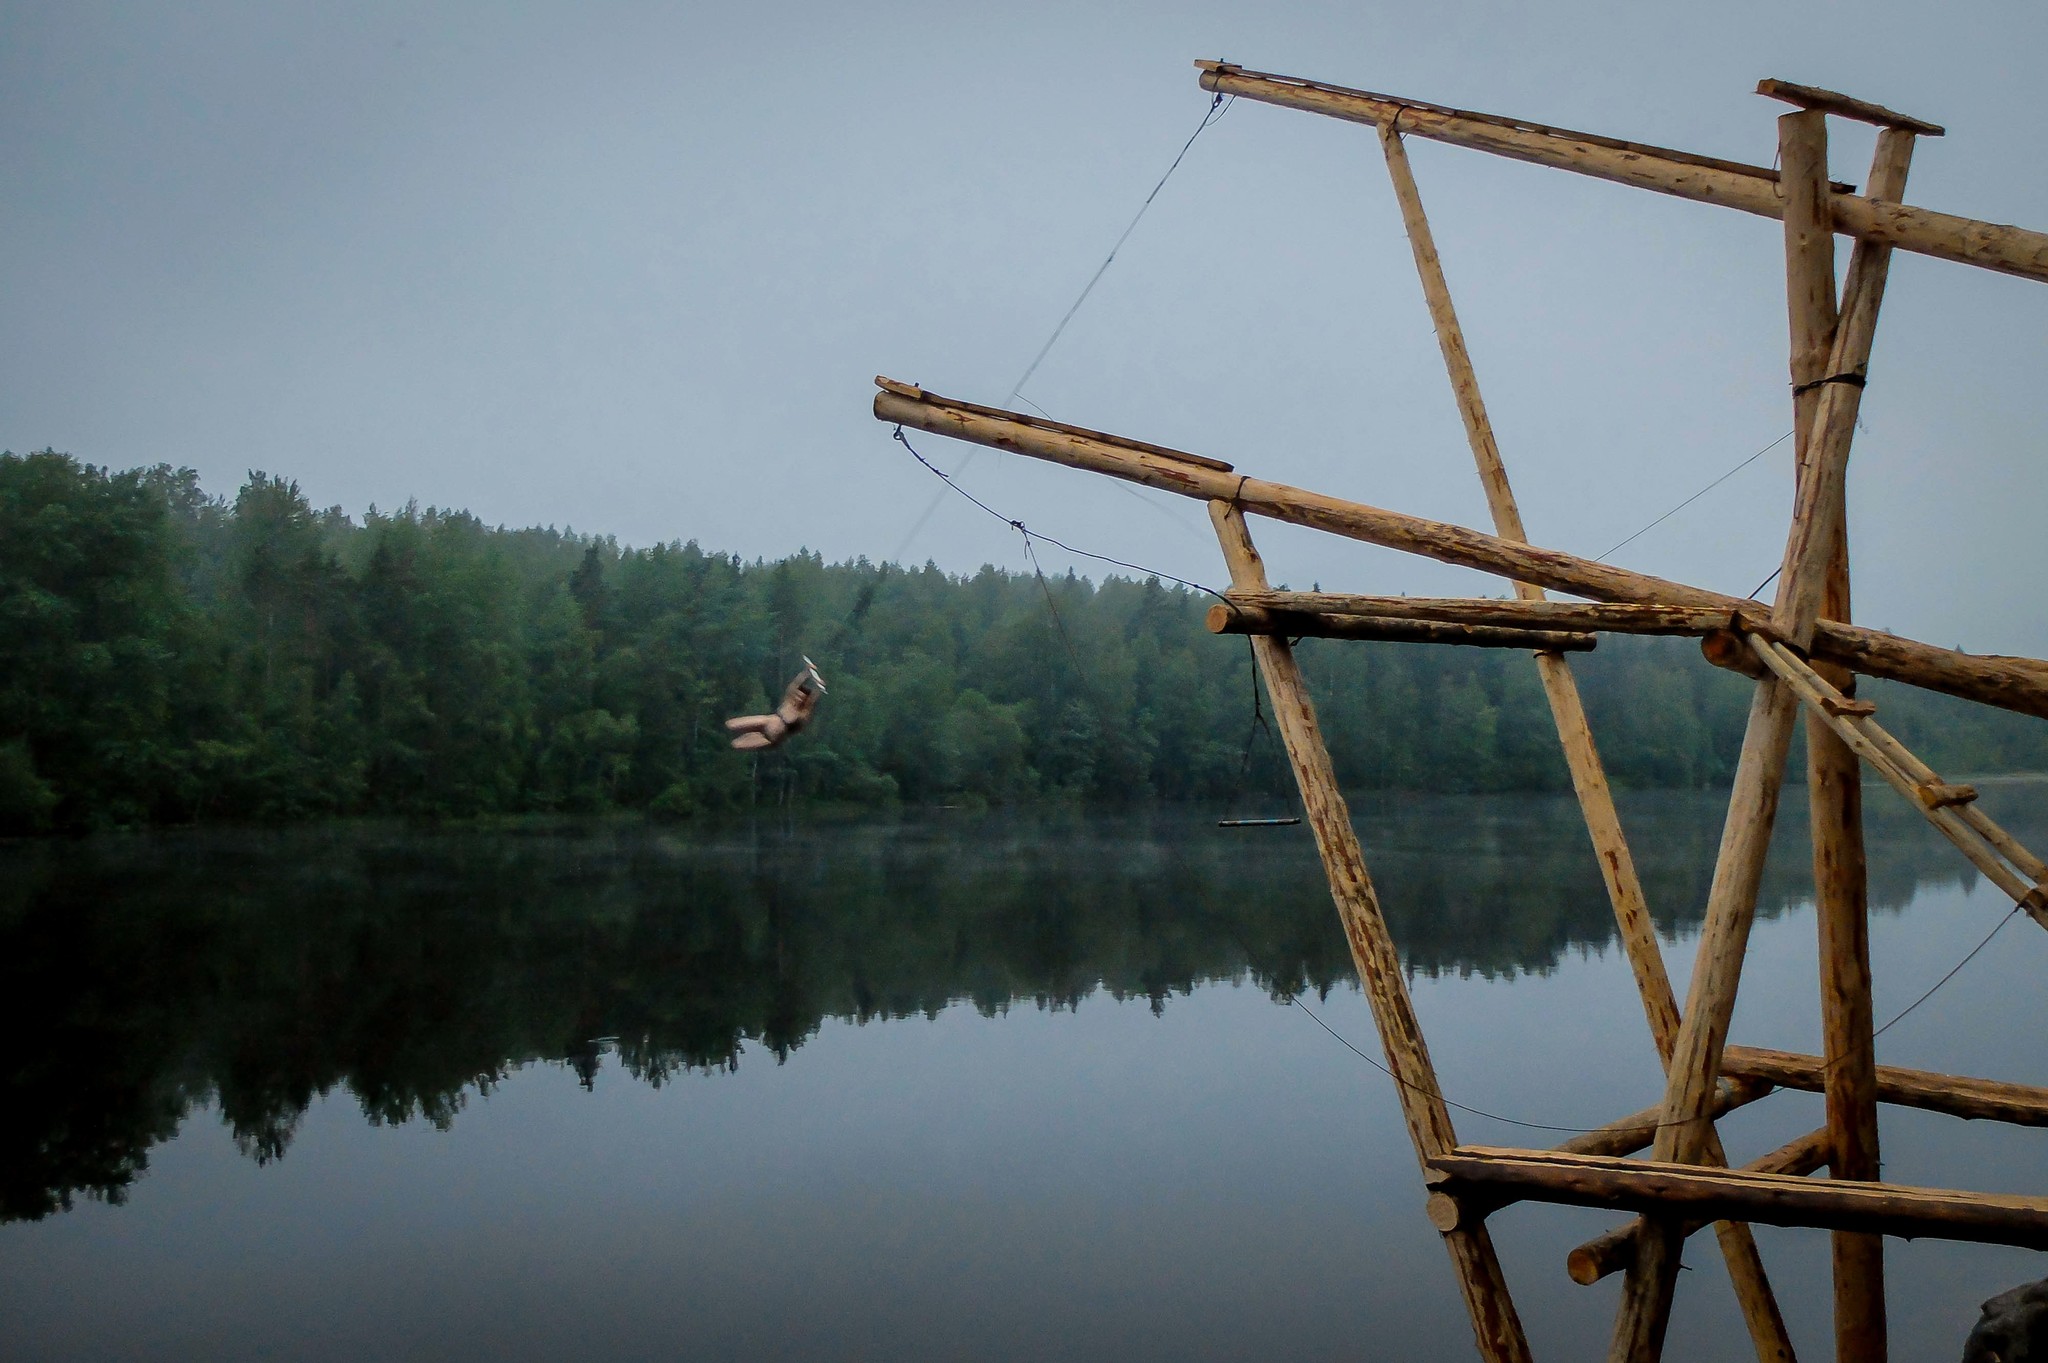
[5, 1, 2045, 655]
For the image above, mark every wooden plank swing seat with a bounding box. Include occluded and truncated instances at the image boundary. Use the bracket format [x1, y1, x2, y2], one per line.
[871, 60, 2048, 1363]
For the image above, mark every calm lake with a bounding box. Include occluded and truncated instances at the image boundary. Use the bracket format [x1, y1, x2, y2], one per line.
[4, 786, 2046, 1361]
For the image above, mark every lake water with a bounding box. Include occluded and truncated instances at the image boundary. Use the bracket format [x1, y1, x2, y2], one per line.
[3, 786, 2046, 1361]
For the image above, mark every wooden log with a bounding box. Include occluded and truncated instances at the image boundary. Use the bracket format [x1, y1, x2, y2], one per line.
[1850, 716, 2048, 883]
[1757, 79, 1944, 136]
[1194, 63, 2048, 285]
[1431, 1145, 2048, 1250]
[1722, 1047, 2048, 1127]
[1703, 628, 1772, 680]
[874, 384, 2048, 720]
[1204, 603, 1596, 650]
[1214, 592, 1770, 638]
[1751, 636, 2048, 930]
[1566, 1127, 1834, 1285]
[1612, 671, 1804, 1359]
[1785, 111, 1894, 1363]
[1377, 119, 1796, 1363]
[1821, 695, 1878, 718]
[1554, 1080, 1774, 1160]
[1207, 500, 1532, 1363]
[1615, 115, 1909, 1361]
[1916, 782, 1979, 810]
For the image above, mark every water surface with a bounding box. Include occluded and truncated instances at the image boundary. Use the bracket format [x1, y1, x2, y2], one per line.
[4, 788, 2046, 1360]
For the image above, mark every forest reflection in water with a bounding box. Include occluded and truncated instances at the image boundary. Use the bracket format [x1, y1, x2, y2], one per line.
[7, 786, 2048, 1361]
[1, 787, 2021, 1228]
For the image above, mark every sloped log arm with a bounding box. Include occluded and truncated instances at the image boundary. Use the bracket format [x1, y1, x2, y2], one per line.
[1377, 118, 1795, 1363]
[1554, 1079, 1774, 1160]
[1194, 63, 2048, 284]
[1751, 634, 2048, 930]
[1566, 1128, 1835, 1285]
[1722, 1047, 2048, 1126]
[874, 382, 2048, 719]
[1430, 1146, 2048, 1250]
[1208, 500, 1532, 1363]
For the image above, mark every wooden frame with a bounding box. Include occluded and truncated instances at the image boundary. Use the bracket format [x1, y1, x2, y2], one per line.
[872, 63, 2048, 1363]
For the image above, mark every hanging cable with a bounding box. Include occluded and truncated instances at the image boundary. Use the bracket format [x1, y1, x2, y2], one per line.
[888, 92, 1233, 565]
[1594, 430, 1793, 564]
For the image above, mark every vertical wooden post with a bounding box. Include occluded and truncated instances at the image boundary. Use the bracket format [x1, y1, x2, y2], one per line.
[1795, 121, 1916, 1363]
[1209, 498, 1533, 1363]
[1377, 121, 1796, 1363]
[1611, 117, 1913, 1363]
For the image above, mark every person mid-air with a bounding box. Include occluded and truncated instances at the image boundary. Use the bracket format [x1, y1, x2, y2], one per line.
[725, 658, 826, 751]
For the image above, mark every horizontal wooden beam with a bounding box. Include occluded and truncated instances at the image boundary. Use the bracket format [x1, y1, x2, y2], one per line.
[1212, 591, 1769, 640]
[1195, 64, 2048, 284]
[876, 382, 2048, 719]
[1205, 603, 1595, 651]
[1564, 1127, 1833, 1285]
[1723, 1046, 2048, 1127]
[1428, 1144, 2048, 1248]
[1757, 78, 1945, 136]
[1552, 1079, 1773, 1160]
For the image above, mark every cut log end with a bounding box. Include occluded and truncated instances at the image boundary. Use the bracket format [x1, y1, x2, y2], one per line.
[1916, 781, 1979, 810]
[1702, 628, 1770, 680]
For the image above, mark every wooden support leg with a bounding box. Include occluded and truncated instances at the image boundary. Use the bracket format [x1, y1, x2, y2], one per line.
[1378, 121, 1795, 1363]
[1610, 115, 1915, 1363]
[1784, 113, 1918, 1363]
[1208, 498, 1532, 1363]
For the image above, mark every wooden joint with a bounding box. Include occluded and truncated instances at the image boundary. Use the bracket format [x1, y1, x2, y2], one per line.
[1821, 694, 1878, 717]
[1701, 628, 1770, 680]
[1757, 78, 1946, 136]
[1916, 781, 1980, 810]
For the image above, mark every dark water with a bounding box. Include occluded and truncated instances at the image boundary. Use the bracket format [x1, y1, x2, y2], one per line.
[3, 786, 2045, 1361]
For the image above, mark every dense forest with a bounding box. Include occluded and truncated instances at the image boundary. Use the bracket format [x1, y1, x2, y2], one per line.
[5, 449, 2046, 832]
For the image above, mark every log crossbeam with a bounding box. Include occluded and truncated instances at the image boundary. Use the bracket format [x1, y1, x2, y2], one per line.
[1195, 63, 2048, 283]
[1566, 1128, 1835, 1285]
[1723, 1046, 2048, 1127]
[874, 382, 2048, 720]
[1746, 631, 2048, 929]
[1430, 1146, 2048, 1250]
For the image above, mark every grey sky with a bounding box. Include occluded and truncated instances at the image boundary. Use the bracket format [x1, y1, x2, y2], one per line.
[5, 1, 2044, 655]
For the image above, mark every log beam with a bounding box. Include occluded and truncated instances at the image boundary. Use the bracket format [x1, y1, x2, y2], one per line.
[1723, 1047, 2048, 1127]
[1553, 1079, 1775, 1160]
[1205, 604, 1595, 650]
[1376, 120, 1795, 1363]
[874, 383, 2048, 720]
[1430, 1146, 2048, 1250]
[1566, 1127, 1834, 1285]
[1207, 500, 1532, 1363]
[1613, 110, 1910, 1362]
[1211, 593, 1768, 639]
[1193, 63, 2048, 284]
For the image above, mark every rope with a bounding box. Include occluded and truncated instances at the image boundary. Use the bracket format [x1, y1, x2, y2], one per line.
[1005, 91, 1232, 407]
[1594, 430, 1793, 564]
[891, 427, 1229, 602]
[1286, 887, 2027, 1139]
[888, 91, 1232, 566]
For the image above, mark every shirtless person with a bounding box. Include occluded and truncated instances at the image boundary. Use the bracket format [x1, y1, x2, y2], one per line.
[725, 659, 826, 751]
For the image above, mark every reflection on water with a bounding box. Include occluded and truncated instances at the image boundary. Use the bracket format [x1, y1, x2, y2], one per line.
[0, 787, 2042, 1360]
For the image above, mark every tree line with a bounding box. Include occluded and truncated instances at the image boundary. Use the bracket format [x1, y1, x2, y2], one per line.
[4, 449, 2045, 831]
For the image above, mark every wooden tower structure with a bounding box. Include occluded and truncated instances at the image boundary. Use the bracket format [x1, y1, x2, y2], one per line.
[872, 63, 2048, 1362]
